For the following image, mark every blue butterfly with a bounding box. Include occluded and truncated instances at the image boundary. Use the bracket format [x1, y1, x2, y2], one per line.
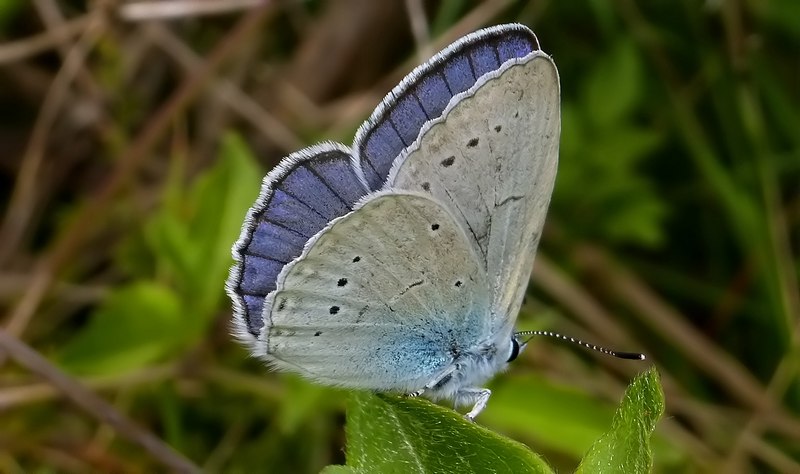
[227, 23, 641, 420]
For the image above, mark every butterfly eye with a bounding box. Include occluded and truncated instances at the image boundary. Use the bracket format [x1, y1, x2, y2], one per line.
[506, 337, 521, 362]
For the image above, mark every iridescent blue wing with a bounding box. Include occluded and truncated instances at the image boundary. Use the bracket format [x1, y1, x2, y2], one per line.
[227, 143, 368, 343]
[354, 24, 540, 190]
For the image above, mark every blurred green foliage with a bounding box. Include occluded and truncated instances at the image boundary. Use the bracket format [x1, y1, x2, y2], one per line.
[59, 134, 262, 376]
[0, 0, 23, 31]
[556, 38, 666, 247]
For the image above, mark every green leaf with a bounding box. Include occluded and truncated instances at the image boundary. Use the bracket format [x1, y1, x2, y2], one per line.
[59, 282, 185, 375]
[481, 375, 615, 459]
[330, 392, 553, 474]
[143, 132, 262, 319]
[320, 466, 357, 474]
[576, 367, 665, 474]
[184, 133, 263, 311]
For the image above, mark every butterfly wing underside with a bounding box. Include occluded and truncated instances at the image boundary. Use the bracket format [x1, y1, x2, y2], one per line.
[261, 192, 490, 391]
[388, 52, 560, 335]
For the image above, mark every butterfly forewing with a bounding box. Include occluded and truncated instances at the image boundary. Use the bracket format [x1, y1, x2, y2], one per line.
[355, 24, 540, 191]
[388, 54, 560, 333]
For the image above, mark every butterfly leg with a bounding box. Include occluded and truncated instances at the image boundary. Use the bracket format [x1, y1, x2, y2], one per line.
[404, 365, 458, 398]
[457, 387, 492, 422]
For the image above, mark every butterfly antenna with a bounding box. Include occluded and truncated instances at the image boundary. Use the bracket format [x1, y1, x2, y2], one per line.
[515, 330, 645, 360]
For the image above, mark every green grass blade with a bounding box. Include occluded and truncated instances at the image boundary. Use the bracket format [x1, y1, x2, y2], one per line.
[576, 367, 665, 474]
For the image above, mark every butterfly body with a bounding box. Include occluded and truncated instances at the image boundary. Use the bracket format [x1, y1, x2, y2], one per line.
[227, 24, 559, 419]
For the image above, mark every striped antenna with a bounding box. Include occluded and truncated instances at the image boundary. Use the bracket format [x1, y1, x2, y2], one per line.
[515, 330, 646, 360]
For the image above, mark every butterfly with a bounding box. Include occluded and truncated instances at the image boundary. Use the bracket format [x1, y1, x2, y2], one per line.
[226, 23, 638, 420]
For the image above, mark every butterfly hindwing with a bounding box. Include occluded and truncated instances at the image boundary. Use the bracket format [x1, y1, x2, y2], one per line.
[227, 144, 368, 344]
[261, 192, 491, 391]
